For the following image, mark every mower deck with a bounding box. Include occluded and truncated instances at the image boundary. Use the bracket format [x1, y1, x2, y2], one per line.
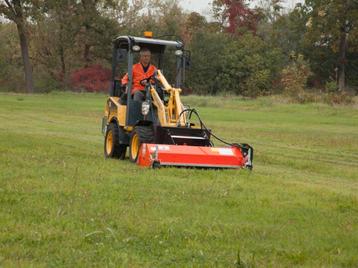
[137, 144, 252, 169]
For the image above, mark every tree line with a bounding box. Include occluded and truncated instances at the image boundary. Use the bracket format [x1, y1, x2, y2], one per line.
[0, 0, 357, 97]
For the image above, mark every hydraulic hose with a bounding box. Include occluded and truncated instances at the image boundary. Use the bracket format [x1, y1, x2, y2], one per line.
[178, 108, 245, 148]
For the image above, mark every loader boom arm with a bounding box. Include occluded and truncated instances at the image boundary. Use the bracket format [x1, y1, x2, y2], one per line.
[150, 70, 186, 127]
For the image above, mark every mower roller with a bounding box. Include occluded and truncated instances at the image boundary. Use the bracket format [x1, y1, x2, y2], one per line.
[102, 33, 253, 169]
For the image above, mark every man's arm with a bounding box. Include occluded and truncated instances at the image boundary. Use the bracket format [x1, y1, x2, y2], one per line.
[121, 73, 128, 85]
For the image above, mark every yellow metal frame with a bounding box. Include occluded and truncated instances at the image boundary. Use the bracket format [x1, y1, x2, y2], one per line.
[104, 97, 127, 127]
[150, 70, 186, 127]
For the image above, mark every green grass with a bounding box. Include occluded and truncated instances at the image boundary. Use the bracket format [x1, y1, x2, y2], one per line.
[0, 92, 357, 267]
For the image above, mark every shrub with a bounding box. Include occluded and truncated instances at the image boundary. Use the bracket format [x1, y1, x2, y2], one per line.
[244, 69, 271, 97]
[325, 80, 338, 93]
[280, 54, 312, 103]
[323, 91, 354, 105]
[70, 65, 111, 92]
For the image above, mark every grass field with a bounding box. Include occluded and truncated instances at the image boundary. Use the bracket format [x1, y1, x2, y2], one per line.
[0, 92, 358, 267]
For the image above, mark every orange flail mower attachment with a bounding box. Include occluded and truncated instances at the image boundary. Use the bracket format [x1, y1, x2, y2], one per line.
[137, 144, 253, 169]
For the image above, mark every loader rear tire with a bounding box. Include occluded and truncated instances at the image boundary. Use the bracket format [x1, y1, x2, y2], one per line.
[104, 123, 127, 159]
[129, 126, 154, 163]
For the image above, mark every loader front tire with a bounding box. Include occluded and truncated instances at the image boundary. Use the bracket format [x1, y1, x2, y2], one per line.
[129, 126, 154, 163]
[104, 123, 126, 159]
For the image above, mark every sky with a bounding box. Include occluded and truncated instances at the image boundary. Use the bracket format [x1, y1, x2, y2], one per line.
[180, 0, 305, 16]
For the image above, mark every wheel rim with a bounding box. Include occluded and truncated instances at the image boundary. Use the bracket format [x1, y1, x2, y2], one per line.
[106, 130, 113, 155]
[131, 133, 139, 160]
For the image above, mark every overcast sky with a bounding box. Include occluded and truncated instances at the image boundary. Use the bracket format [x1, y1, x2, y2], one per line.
[180, 0, 305, 16]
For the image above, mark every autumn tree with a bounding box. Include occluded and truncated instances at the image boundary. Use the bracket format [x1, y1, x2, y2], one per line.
[182, 12, 207, 44]
[30, 0, 79, 83]
[212, 0, 260, 34]
[29, 0, 127, 90]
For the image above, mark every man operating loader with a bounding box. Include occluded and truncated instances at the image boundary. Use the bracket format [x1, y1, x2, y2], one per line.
[121, 48, 157, 101]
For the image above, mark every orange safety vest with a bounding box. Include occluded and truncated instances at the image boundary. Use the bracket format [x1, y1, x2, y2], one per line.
[121, 63, 157, 94]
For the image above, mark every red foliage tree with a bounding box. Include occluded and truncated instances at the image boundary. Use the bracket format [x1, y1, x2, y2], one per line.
[70, 64, 111, 92]
[214, 0, 259, 34]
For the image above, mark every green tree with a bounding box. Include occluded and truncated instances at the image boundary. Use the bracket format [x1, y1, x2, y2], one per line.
[218, 32, 283, 96]
[70, 0, 128, 67]
[188, 28, 284, 96]
[305, 0, 358, 91]
[187, 31, 229, 94]
[263, 3, 308, 57]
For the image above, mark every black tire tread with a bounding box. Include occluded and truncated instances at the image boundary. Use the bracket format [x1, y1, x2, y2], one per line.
[105, 122, 126, 159]
[129, 125, 154, 162]
[136, 126, 154, 143]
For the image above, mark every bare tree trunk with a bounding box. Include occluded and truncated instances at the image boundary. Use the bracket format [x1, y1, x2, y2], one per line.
[10, 0, 35, 94]
[16, 20, 34, 93]
[83, 42, 91, 67]
[58, 23, 66, 81]
[59, 46, 66, 79]
[2, 0, 34, 92]
[338, 30, 348, 91]
[81, 0, 90, 67]
[337, 0, 351, 93]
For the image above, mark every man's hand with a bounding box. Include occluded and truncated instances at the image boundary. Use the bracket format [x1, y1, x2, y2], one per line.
[140, 79, 148, 86]
[121, 84, 128, 93]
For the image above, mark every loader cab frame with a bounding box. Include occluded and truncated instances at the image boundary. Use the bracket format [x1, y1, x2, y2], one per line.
[110, 35, 189, 127]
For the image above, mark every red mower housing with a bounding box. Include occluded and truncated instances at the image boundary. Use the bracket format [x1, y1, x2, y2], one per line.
[137, 143, 253, 169]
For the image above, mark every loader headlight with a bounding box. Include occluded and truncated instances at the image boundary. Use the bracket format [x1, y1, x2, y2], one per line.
[175, 49, 183, 56]
[132, 45, 141, 52]
[141, 101, 150, 116]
